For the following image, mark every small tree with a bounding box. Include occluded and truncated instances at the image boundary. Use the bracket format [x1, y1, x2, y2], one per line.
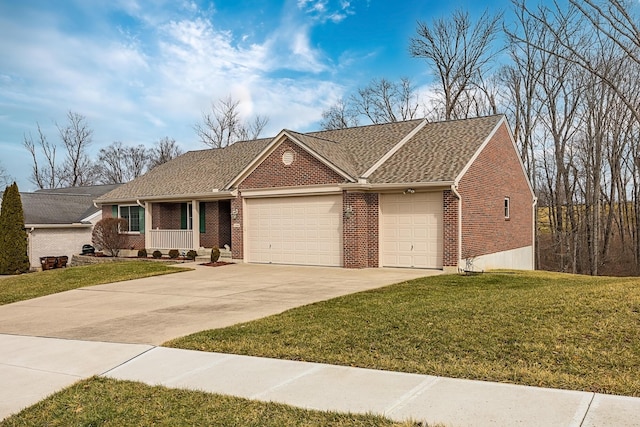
[92, 217, 128, 257]
[0, 183, 30, 274]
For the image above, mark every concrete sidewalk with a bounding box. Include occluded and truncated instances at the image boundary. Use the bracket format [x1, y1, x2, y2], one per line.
[2, 334, 639, 426]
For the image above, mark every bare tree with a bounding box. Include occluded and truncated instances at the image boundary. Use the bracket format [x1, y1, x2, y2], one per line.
[148, 137, 183, 169]
[58, 111, 95, 186]
[23, 111, 96, 189]
[320, 98, 359, 130]
[410, 9, 502, 120]
[23, 123, 61, 189]
[320, 77, 420, 130]
[194, 96, 269, 148]
[351, 77, 420, 124]
[0, 161, 11, 189]
[96, 141, 149, 184]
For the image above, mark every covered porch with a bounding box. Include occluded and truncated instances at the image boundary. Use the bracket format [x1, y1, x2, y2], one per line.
[143, 199, 232, 251]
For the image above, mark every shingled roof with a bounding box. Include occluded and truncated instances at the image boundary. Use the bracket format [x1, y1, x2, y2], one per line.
[21, 184, 120, 225]
[97, 115, 505, 203]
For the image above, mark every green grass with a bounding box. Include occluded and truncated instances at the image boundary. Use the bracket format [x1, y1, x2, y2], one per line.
[0, 377, 428, 427]
[166, 270, 640, 397]
[0, 262, 191, 305]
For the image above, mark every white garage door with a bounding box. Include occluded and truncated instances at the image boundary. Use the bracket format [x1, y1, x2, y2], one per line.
[380, 192, 443, 268]
[245, 195, 343, 266]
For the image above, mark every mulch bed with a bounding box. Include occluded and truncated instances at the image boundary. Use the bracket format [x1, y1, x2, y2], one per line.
[199, 261, 233, 267]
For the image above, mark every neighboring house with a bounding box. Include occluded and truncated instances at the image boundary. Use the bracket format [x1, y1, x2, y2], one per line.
[95, 115, 536, 271]
[21, 184, 121, 269]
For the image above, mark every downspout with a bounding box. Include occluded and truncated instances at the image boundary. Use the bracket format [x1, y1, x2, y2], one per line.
[136, 199, 144, 208]
[532, 196, 538, 270]
[451, 184, 462, 271]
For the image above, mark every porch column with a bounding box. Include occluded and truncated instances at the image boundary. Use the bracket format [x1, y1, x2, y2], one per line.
[192, 199, 200, 249]
[144, 202, 152, 243]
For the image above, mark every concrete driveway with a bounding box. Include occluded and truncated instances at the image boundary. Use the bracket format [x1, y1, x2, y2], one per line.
[0, 263, 438, 345]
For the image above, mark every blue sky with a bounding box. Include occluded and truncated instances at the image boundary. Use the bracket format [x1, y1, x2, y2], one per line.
[0, 0, 512, 191]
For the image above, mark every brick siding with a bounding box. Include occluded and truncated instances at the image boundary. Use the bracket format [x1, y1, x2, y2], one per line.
[442, 190, 459, 267]
[239, 138, 344, 189]
[457, 122, 533, 258]
[343, 192, 379, 268]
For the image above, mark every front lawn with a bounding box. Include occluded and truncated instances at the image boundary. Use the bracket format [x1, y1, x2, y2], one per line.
[0, 377, 426, 427]
[166, 271, 640, 397]
[0, 262, 191, 305]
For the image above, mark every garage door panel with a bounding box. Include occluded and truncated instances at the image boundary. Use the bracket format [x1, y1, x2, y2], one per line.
[381, 192, 443, 269]
[246, 195, 343, 267]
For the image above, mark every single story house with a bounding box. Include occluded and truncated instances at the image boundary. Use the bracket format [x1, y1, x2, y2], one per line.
[21, 184, 121, 269]
[95, 115, 536, 272]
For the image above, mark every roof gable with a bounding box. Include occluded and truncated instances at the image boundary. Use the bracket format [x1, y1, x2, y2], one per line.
[368, 115, 504, 184]
[225, 130, 357, 189]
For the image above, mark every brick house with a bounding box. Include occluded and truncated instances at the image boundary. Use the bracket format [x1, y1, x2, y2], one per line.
[95, 115, 536, 271]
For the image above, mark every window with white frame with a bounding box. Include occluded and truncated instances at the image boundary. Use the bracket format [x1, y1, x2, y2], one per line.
[120, 205, 140, 232]
[504, 197, 510, 220]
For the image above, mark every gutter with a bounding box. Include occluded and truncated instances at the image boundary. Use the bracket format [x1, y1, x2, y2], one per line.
[339, 181, 455, 191]
[94, 190, 238, 206]
[25, 223, 92, 229]
[532, 196, 538, 269]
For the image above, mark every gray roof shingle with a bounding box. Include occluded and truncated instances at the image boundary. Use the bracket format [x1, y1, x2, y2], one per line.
[21, 184, 121, 224]
[368, 115, 504, 183]
[96, 115, 505, 202]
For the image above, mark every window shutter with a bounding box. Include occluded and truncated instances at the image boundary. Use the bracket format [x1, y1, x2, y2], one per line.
[112, 205, 118, 218]
[199, 202, 206, 233]
[139, 206, 145, 234]
[180, 203, 187, 229]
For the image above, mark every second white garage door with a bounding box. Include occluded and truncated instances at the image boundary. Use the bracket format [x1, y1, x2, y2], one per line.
[380, 192, 443, 268]
[245, 195, 343, 266]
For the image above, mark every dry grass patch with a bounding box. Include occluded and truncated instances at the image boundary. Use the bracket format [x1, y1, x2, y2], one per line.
[0, 262, 191, 305]
[166, 271, 640, 396]
[0, 377, 431, 427]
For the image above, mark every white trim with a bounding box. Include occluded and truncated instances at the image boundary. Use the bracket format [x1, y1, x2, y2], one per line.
[95, 190, 237, 205]
[361, 119, 428, 179]
[191, 199, 200, 249]
[225, 130, 355, 190]
[80, 210, 101, 223]
[240, 185, 343, 198]
[24, 223, 92, 229]
[339, 181, 454, 192]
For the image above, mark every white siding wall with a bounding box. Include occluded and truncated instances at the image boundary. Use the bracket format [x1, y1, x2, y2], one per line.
[28, 227, 93, 269]
[461, 245, 534, 271]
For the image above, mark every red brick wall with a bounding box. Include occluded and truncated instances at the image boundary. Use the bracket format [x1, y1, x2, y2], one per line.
[218, 201, 232, 248]
[100, 205, 145, 250]
[152, 203, 181, 229]
[442, 190, 459, 267]
[239, 138, 344, 189]
[458, 122, 533, 258]
[343, 192, 379, 268]
[231, 196, 243, 259]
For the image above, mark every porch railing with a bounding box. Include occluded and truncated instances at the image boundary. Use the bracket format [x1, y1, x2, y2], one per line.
[148, 229, 193, 250]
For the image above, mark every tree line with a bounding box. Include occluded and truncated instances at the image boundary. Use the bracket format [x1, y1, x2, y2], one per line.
[23, 111, 183, 188]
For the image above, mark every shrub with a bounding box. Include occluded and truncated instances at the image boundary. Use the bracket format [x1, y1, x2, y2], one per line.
[152, 250, 162, 259]
[211, 247, 220, 263]
[0, 183, 30, 275]
[92, 217, 128, 257]
[168, 249, 180, 259]
[186, 250, 197, 260]
[137, 249, 147, 258]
